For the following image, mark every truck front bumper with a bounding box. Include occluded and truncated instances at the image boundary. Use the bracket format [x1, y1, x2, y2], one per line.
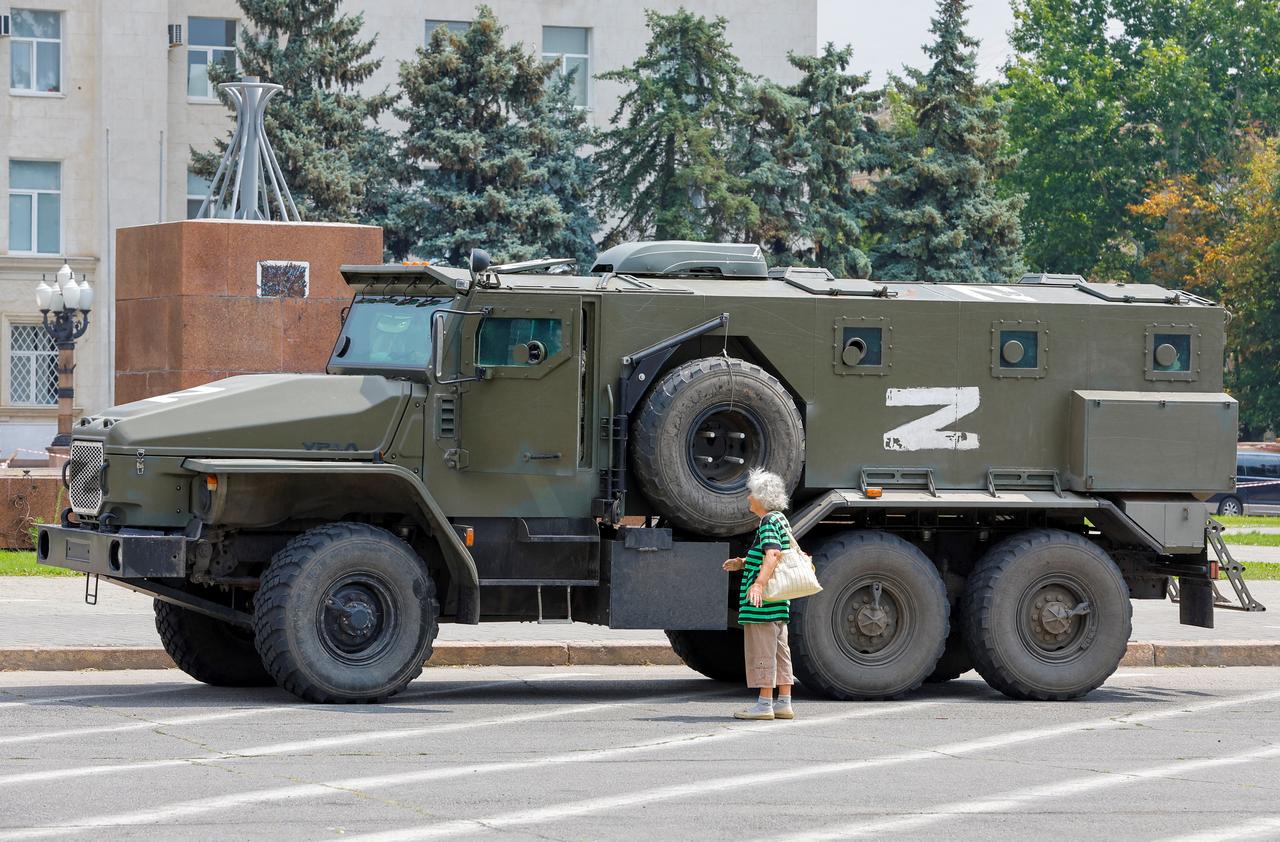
[36, 524, 188, 578]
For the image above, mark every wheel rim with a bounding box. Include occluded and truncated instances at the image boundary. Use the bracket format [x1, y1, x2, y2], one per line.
[317, 572, 399, 666]
[1222, 499, 1241, 516]
[1015, 574, 1098, 664]
[685, 403, 766, 492]
[831, 575, 917, 666]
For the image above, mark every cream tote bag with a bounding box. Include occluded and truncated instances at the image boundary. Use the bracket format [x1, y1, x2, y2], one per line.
[762, 514, 823, 601]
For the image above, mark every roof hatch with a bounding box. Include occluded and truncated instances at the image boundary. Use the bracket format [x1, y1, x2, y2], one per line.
[590, 241, 768, 278]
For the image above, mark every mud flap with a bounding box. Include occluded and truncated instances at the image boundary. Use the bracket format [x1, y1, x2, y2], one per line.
[1178, 576, 1214, 629]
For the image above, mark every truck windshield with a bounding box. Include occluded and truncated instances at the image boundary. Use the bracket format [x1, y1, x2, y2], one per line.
[329, 296, 452, 373]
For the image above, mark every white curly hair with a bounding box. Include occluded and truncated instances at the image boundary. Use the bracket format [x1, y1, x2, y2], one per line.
[746, 468, 790, 513]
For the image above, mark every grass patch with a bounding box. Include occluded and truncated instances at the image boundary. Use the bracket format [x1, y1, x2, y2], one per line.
[1214, 515, 1280, 528]
[1222, 532, 1280, 547]
[1237, 561, 1280, 581]
[0, 550, 79, 577]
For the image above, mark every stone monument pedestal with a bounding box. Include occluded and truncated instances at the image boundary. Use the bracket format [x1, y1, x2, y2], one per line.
[114, 220, 383, 404]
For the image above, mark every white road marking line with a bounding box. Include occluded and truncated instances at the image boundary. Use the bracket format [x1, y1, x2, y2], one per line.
[336, 687, 1280, 842]
[783, 742, 1280, 840]
[0, 685, 198, 710]
[0, 684, 741, 790]
[0, 706, 292, 747]
[0, 700, 941, 840]
[1160, 816, 1280, 842]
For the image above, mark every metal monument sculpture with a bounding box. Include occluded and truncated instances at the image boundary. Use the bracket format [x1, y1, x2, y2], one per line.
[195, 76, 300, 221]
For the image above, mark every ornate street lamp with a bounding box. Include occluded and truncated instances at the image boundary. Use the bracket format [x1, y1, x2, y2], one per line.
[35, 262, 93, 453]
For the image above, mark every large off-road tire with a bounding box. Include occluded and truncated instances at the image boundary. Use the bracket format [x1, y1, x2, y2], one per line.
[791, 531, 949, 700]
[253, 523, 439, 704]
[962, 529, 1131, 702]
[632, 357, 804, 536]
[665, 629, 746, 683]
[925, 624, 973, 683]
[154, 600, 274, 687]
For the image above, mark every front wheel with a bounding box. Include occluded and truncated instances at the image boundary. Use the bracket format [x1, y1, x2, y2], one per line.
[155, 600, 274, 687]
[253, 523, 439, 704]
[1217, 496, 1242, 517]
[962, 529, 1131, 701]
[791, 531, 949, 700]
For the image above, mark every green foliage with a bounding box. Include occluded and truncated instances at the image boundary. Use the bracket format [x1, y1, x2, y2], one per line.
[191, 0, 393, 223]
[787, 45, 878, 277]
[595, 9, 757, 245]
[0, 550, 78, 576]
[388, 8, 598, 267]
[1003, 0, 1280, 276]
[870, 0, 1026, 283]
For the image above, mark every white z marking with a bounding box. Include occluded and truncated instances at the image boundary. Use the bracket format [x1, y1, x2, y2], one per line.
[143, 385, 225, 404]
[946, 284, 1035, 302]
[884, 387, 980, 452]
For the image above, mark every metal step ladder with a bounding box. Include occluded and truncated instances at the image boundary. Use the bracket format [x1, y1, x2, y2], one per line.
[1167, 520, 1266, 612]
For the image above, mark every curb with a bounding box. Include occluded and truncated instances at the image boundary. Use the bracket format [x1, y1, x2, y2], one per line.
[1, 640, 1277, 672]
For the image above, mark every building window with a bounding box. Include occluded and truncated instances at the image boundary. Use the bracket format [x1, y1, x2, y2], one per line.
[188, 17, 236, 99]
[425, 19, 470, 45]
[542, 26, 589, 107]
[8, 160, 61, 254]
[187, 170, 212, 219]
[9, 9, 62, 94]
[8, 324, 58, 406]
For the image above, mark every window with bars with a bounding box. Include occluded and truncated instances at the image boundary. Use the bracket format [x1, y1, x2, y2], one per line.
[8, 324, 58, 406]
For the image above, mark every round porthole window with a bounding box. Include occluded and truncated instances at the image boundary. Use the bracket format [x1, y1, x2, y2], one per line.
[1154, 342, 1179, 368]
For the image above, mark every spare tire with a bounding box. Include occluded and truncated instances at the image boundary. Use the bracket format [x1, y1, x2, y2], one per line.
[632, 357, 804, 536]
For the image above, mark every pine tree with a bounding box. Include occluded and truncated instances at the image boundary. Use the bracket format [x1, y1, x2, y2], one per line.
[737, 79, 807, 261]
[790, 44, 878, 278]
[388, 8, 598, 266]
[191, 0, 393, 223]
[870, 0, 1025, 283]
[595, 10, 757, 245]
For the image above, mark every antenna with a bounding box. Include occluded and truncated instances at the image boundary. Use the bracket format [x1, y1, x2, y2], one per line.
[195, 76, 300, 222]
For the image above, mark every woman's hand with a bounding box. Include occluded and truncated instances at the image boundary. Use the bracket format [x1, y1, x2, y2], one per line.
[722, 557, 744, 572]
[748, 583, 764, 607]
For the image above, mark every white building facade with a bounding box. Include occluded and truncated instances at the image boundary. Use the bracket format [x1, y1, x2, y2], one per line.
[0, 0, 817, 458]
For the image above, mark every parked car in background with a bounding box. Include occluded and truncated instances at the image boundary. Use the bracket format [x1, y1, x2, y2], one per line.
[1210, 444, 1280, 516]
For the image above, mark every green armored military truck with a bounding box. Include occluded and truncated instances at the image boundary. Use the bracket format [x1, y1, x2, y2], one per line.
[38, 241, 1263, 703]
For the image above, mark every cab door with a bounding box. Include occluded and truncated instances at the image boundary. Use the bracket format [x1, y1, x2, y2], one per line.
[457, 296, 583, 476]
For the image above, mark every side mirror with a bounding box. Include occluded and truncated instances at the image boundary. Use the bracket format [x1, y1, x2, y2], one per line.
[469, 248, 491, 285]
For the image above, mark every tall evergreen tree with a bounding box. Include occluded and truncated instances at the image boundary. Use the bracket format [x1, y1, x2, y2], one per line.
[790, 44, 878, 278]
[191, 0, 393, 223]
[595, 10, 757, 245]
[388, 8, 598, 266]
[870, 0, 1026, 282]
[737, 79, 807, 261]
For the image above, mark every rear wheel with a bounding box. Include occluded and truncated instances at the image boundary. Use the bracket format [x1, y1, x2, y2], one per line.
[925, 624, 973, 683]
[962, 529, 1131, 701]
[665, 629, 746, 683]
[253, 523, 439, 704]
[154, 600, 273, 687]
[791, 531, 948, 700]
[1217, 496, 1242, 516]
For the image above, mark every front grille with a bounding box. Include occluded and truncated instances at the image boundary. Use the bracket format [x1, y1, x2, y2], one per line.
[68, 440, 105, 516]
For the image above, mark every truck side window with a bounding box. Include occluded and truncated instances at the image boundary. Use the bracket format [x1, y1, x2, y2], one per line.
[477, 317, 563, 367]
[998, 330, 1039, 369]
[1153, 333, 1191, 372]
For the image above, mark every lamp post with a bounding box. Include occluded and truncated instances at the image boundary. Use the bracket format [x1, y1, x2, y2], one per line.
[35, 262, 93, 455]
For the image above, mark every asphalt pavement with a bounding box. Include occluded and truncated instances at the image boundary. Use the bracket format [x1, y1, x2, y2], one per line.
[0, 665, 1278, 840]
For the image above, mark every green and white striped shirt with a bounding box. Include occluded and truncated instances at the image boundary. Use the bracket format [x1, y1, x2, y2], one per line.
[738, 512, 791, 624]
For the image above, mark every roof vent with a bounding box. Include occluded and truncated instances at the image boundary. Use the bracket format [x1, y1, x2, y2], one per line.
[591, 241, 767, 278]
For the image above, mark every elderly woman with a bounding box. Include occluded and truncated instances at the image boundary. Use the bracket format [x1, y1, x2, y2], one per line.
[723, 468, 795, 721]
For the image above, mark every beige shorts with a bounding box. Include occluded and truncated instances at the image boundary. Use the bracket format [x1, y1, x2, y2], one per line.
[743, 621, 794, 689]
